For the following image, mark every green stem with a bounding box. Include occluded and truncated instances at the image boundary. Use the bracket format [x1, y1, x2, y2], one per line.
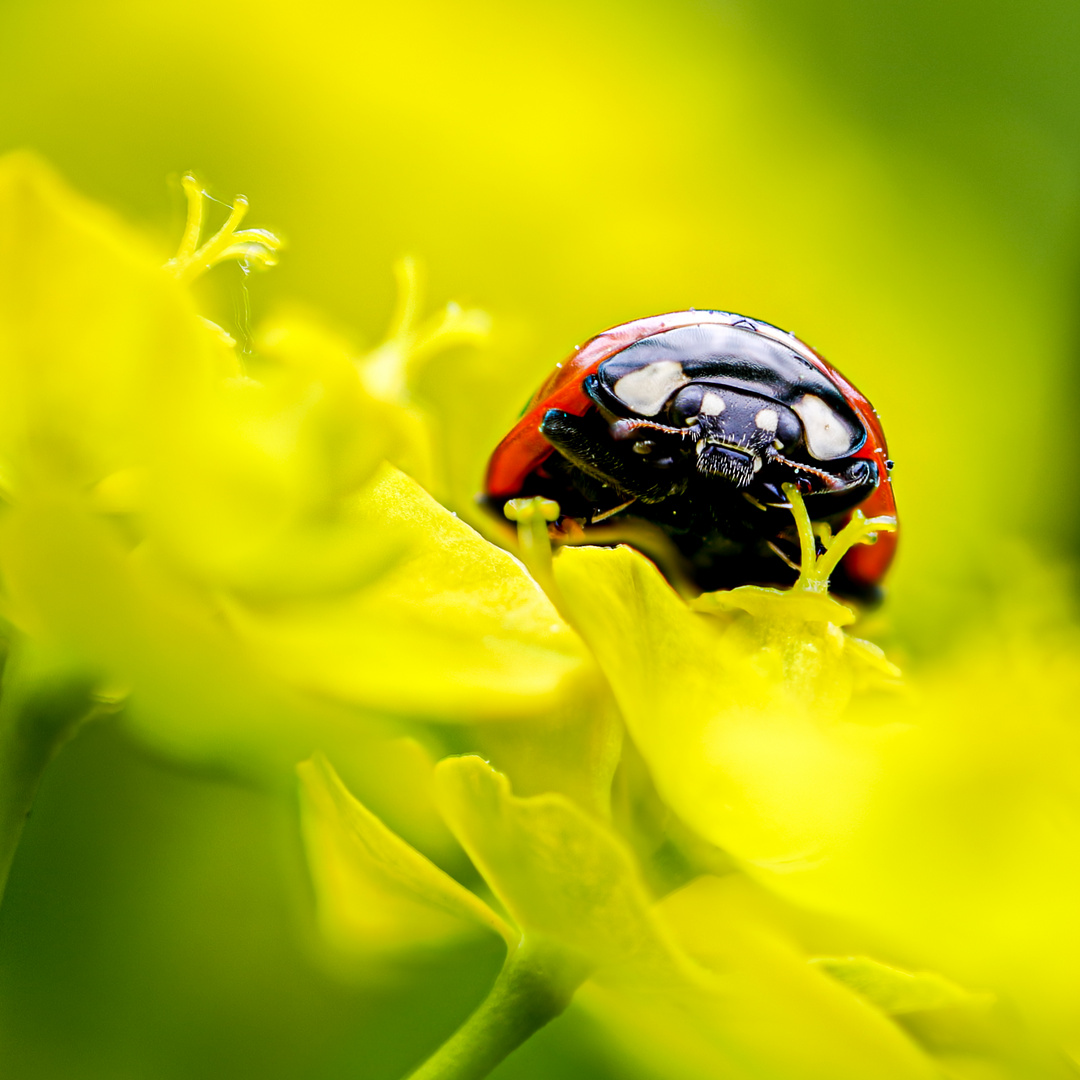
[405, 940, 585, 1080]
[0, 753, 35, 906]
[781, 483, 820, 590]
[0, 643, 96, 907]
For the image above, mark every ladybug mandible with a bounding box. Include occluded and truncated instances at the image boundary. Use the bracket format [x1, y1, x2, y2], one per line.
[485, 310, 896, 597]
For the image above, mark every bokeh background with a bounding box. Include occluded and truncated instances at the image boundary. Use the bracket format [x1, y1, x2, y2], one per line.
[2, 0, 1080, 1076]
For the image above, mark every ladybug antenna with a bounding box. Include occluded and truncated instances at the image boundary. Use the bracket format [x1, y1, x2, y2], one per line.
[608, 417, 695, 441]
[769, 451, 847, 492]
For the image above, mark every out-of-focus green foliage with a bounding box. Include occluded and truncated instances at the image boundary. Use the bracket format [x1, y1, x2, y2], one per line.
[3, 0, 1080, 1078]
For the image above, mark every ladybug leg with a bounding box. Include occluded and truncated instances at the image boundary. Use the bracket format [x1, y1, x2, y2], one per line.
[755, 459, 878, 518]
[802, 459, 880, 517]
[540, 409, 687, 503]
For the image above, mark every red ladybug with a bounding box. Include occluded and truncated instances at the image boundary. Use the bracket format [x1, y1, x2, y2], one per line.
[485, 310, 896, 597]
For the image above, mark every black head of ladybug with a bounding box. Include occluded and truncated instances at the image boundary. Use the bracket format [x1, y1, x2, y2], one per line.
[579, 322, 869, 496]
[485, 311, 896, 596]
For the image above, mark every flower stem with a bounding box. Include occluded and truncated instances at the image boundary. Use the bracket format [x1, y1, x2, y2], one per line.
[0, 643, 97, 907]
[781, 482, 896, 593]
[502, 497, 561, 601]
[404, 940, 585, 1080]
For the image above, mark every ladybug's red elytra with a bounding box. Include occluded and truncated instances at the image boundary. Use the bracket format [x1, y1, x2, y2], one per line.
[485, 310, 897, 598]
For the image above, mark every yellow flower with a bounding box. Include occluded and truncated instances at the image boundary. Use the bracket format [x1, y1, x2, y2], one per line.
[0, 154, 588, 869]
[4, 154, 1080, 1080]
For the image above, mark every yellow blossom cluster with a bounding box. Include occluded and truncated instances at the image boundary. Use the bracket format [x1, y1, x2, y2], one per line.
[4, 154, 1080, 1080]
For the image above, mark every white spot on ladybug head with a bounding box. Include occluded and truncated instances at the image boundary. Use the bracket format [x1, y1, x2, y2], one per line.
[611, 360, 689, 417]
[792, 393, 859, 460]
[700, 390, 725, 415]
[754, 407, 778, 432]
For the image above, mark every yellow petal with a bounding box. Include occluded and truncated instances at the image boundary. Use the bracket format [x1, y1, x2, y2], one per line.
[299, 754, 515, 957]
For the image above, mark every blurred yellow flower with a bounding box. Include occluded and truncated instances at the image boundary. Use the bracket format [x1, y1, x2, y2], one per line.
[4, 146, 1080, 1080]
[0, 154, 588, 848]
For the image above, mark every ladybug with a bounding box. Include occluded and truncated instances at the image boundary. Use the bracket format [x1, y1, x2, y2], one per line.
[485, 310, 896, 597]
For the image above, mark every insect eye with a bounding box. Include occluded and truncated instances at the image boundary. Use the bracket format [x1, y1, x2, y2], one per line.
[772, 408, 803, 450]
[668, 384, 707, 427]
